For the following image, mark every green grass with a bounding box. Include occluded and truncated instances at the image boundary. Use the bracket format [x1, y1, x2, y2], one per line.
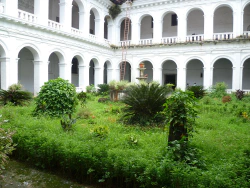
[1, 96, 250, 188]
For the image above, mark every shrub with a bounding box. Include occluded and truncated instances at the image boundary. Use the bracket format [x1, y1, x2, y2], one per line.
[77, 91, 87, 107]
[109, 80, 129, 101]
[60, 114, 77, 131]
[97, 84, 109, 96]
[121, 82, 171, 125]
[235, 89, 245, 100]
[187, 85, 206, 99]
[0, 128, 16, 172]
[33, 78, 78, 117]
[201, 96, 212, 105]
[209, 82, 227, 98]
[222, 95, 232, 103]
[0, 83, 33, 106]
[86, 84, 96, 93]
[163, 91, 197, 145]
[109, 4, 121, 19]
[90, 125, 109, 138]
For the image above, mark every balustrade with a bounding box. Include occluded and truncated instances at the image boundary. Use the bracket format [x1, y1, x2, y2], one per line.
[243, 31, 250, 38]
[18, 10, 37, 23]
[89, 34, 98, 40]
[0, 3, 4, 14]
[186, 34, 204, 42]
[71, 28, 83, 35]
[139, 39, 153, 45]
[161, 37, 177, 44]
[120, 40, 131, 47]
[48, 20, 63, 30]
[213, 32, 233, 40]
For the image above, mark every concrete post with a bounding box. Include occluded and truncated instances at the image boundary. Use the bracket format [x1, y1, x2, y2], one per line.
[35, 0, 49, 26]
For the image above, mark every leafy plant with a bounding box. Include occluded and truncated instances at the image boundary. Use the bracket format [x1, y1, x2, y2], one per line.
[109, 4, 121, 19]
[236, 89, 245, 100]
[209, 82, 227, 98]
[164, 91, 197, 146]
[0, 83, 33, 106]
[187, 85, 206, 99]
[77, 91, 87, 107]
[60, 114, 77, 131]
[0, 128, 16, 172]
[109, 80, 128, 101]
[201, 96, 212, 105]
[121, 82, 171, 125]
[90, 125, 109, 138]
[222, 95, 232, 103]
[86, 84, 96, 93]
[33, 78, 78, 117]
[97, 84, 109, 96]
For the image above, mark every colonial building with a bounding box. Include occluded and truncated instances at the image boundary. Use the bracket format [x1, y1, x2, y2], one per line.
[0, 0, 249, 94]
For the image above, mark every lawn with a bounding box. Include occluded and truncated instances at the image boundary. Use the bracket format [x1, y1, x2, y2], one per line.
[1, 94, 250, 188]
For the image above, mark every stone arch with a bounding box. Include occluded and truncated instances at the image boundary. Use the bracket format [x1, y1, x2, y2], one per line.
[186, 58, 205, 86]
[104, 15, 112, 40]
[71, 53, 84, 87]
[90, 7, 100, 36]
[118, 61, 131, 82]
[243, 2, 250, 31]
[139, 14, 154, 40]
[212, 56, 234, 67]
[213, 58, 233, 89]
[89, 58, 100, 86]
[16, 44, 40, 61]
[138, 59, 153, 82]
[120, 17, 132, 41]
[186, 8, 204, 36]
[213, 4, 234, 33]
[162, 59, 177, 87]
[104, 60, 112, 84]
[48, 50, 65, 81]
[162, 11, 178, 38]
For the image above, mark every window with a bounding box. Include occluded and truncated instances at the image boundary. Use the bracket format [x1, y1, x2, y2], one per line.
[171, 14, 177, 26]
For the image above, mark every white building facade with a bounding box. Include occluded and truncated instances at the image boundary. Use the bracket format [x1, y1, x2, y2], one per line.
[0, 0, 249, 94]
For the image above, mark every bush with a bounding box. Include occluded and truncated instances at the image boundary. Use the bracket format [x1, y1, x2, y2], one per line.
[0, 83, 33, 106]
[86, 84, 96, 93]
[0, 128, 16, 172]
[235, 89, 245, 100]
[209, 82, 227, 98]
[187, 85, 206, 99]
[201, 96, 212, 105]
[121, 82, 171, 125]
[77, 91, 87, 107]
[97, 84, 109, 96]
[33, 78, 78, 117]
[222, 95, 232, 103]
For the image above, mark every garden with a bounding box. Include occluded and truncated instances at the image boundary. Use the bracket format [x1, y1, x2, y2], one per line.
[0, 78, 249, 188]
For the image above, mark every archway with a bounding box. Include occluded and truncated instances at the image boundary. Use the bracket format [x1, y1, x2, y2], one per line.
[187, 9, 204, 41]
[90, 8, 100, 36]
[242, 58, 250, 90]
[72, 0, 79, 29]
[18, 47, 35, 93]
[162, 60, 177, 87]
[186, 59, 204, 86]
[104, 61, 112, 84]
[141, 61, 153, 82]
[104, 16, 112, 40]
[213, 58, 233, 89]
[120, 18, 132, 41]
[162, 12, 178, 38]
[243, 3, 250, 32]
[0, 44, 6, 89]
[213, 6, 233, 36]
[48, 52, 64, 80]
[71, 57, 79, 87]
[140, 15, 154, 40]
[119, 62, 131, 82]
[49, 0, 59, 22]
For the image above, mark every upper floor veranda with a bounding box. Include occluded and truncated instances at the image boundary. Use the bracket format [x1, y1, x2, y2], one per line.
[0, 0, 250, 47]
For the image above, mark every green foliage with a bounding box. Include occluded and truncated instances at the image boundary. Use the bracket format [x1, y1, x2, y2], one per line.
[77, 91, 87, 107]
[109, 80, 129, 101]
[201, 96, 212, 105]
[121, 82, 171, 125]
[187, 85, 206, 99]
[209, 82, 227, 98]
[86, 84, 96, 93]
[236, 89, 245, 100]
[33, 78, 78, 117]
[164, 91, 197, 144]
[0, 128, 16, 172]
[60, 114, 77, 131]
[90, 125, 109, 138]
[0, 83, 33, 106]
[108, 4, 121, 19]
[97, 84, 109, 96]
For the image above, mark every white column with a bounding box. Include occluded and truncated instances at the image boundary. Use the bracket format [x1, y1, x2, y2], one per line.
[177, 13, 187, 42]
[0, 58, 10, 90]
[34, 0, 49, 26]
[59, 63, 67, 80]
[153, 18, 162, 44]
[203, 66, 212, 89]
[239, 66, 243, 90]
[98, 14, 105, 39]
[83, 11, 90, 36]
[79, 11, 85, 31]
[210, 67, 214, 86]
[4, 0, 18, 17]
[33, 61, 48, 95]
[204, 13, 214, 40]
[232, 66, 241, 90]
[177, 67, 186, 90]
[59, 0, 73, 32]
[107, 68, 113, 83]
[233, 11, 241, 38]
[78, 65, 85, 87]
[108, 22, 114, 43]
[82, 65, 89, 90]
[95, 67, 103, 87]
[9, 58, 19, 86]
[153, 67, 162, 84]
[95, 18, 101, 38]
[131, 21, 140, 45]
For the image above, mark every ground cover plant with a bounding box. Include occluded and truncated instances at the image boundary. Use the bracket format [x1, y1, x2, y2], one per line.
[0, 86, 249, 187]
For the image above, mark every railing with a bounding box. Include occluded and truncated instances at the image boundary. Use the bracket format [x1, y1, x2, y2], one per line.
[243, 31, 250, 38]
[139, 39, 153, 45]
[48, 20, 63, 30]
[186, 34, 204, 42]
[161, 37, 177, 44]
[71, 28, 83, 35]
[89, 34, 98, 41]
[0, 3, 4, 14]
[18, 10, 37, 23]
[213, 32, 233, 40]
[120, 40, 131, 47]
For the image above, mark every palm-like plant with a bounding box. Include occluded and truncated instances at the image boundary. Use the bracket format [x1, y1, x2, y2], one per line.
[121, 82, 172, 125]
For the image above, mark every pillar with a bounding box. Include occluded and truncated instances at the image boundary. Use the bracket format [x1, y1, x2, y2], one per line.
[59, 0, 73, 32]
[35, 0, 49, 26]
[131, 19, 140, 45]
[4, 0, 18, 17]
[79, 11, 85, 30]
[232, 66, 241, 90]
[233, 11, 241, 38]
[78, 65, 84, 87]
[0, 58, 10, 90]
[177, 67, 186, 90]
[59, 63, 67, 80]
[9, 58, 19, 86]
[33, 61, 48, 95]
[95, 67, 103, 87]
[204, 12, 214, 40]
[153, 67, 162, 84]
[177, 13, 187, 42]
[153, 18, 162, 44]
